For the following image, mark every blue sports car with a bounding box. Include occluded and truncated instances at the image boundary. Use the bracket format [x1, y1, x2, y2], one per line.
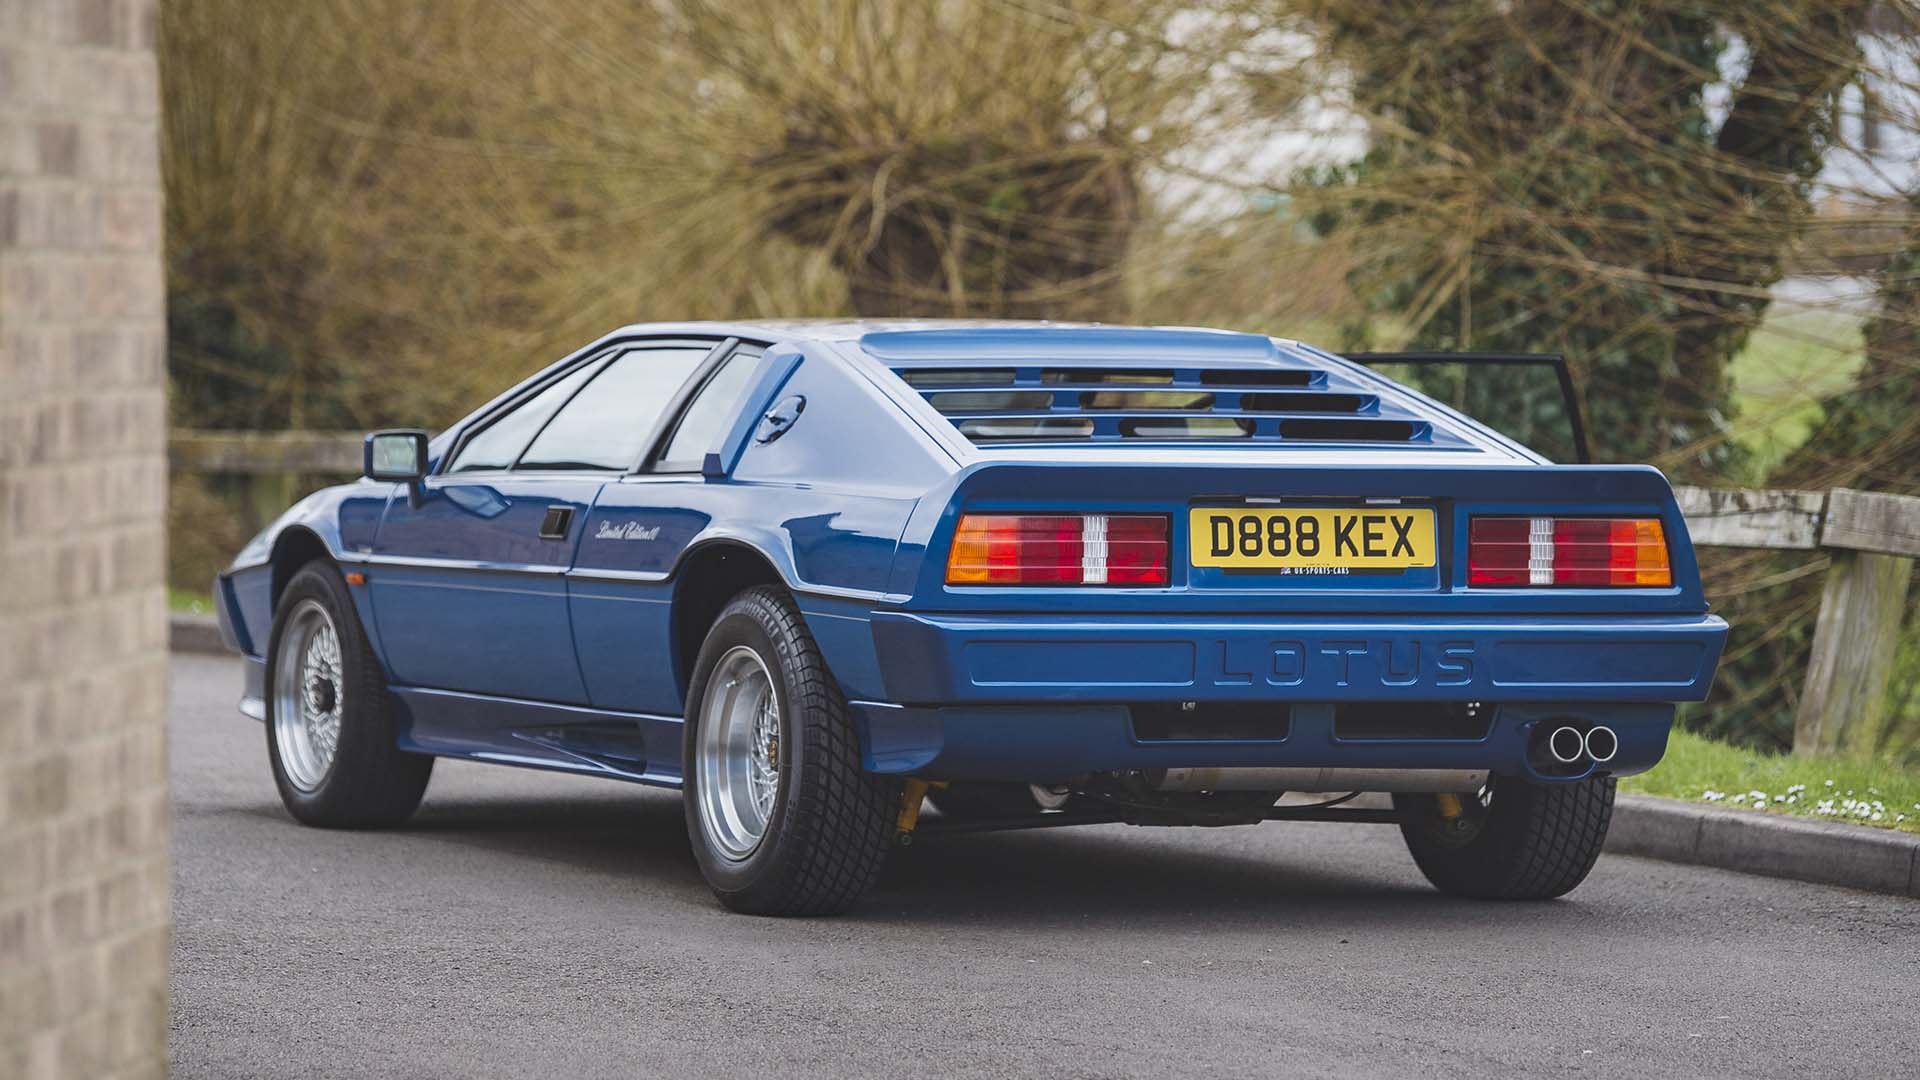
[215, 321, 1727, 914]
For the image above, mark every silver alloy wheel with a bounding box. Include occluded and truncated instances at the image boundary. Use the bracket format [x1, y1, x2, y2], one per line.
[272, 598, 344, 792]
[695, 645, 783, 861]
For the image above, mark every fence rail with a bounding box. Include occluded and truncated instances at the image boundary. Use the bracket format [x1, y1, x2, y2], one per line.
[169, 430, 367, 474]
[1673, 484, 1919, 756]
[170, 431, 1918, 757]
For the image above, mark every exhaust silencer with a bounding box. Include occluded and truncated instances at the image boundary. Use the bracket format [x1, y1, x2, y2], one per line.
[1153, 767, 1489, 793]
[1546, 725, 1586, 765]
[1584, 725, 1619, 763]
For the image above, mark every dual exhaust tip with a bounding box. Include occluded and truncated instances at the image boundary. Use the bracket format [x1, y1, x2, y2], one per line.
[1546, 724, 1618, 765]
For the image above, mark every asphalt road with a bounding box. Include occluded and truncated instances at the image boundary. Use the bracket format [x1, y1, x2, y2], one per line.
[169, 654, 1920, 1079]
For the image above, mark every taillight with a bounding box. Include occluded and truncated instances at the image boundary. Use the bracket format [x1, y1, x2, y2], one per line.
[1468, 517, 1672, 587]
[946, 513, 1170, 586]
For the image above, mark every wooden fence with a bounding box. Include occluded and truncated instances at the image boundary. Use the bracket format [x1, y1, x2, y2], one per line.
[1674, 485, 1917, 755]
[171, 430, 1918, 756]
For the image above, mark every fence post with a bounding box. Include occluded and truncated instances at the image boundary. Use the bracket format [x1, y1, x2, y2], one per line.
[245, 472, 301, 531]
[1793, 550, 1915, 756]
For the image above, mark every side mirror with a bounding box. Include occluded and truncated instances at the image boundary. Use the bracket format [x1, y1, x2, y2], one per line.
[364, 430, 429, 482]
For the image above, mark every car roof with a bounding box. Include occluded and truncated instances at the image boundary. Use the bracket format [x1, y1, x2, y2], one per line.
[599, 318, 1282, 349]
[571, 320, 1547, 467]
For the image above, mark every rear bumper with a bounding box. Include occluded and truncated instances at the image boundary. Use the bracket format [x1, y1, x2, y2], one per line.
[849, 700, 1674, 782]
[854, 610, 1723, 783]
[869, 611, 1727, 704]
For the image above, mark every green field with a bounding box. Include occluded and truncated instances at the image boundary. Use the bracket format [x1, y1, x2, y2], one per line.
[1724, 308, 1866, 480]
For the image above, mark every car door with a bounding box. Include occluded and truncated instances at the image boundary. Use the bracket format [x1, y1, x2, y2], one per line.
[569, 342, 772, 713]
[369, 339, 723, 703]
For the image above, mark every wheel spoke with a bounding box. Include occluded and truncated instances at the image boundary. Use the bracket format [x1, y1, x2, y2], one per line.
[695, 646, 782, 861]
[272, 599, 344, 793]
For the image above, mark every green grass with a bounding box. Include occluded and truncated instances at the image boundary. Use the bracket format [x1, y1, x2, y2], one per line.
[1725, 308, 1865, 479]
[1622, 728, 1920, 833]
[170, 588, 214, 615]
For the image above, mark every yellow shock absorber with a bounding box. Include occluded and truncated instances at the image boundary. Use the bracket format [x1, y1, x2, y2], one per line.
[1434, 792, 1464, 820]
[894, 779, 932, 846]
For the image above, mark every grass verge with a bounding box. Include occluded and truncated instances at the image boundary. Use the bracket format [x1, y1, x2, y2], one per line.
[1623, 728, 1920, 834]
[170, 588, 214, 615]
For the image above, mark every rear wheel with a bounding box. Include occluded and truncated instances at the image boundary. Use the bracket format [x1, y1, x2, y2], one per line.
[682, 586, 898, 915]
[265, 562, 432, 827]
[1394, 776, 1614, 900]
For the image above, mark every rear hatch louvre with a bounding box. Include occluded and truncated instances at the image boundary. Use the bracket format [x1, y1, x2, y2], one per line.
[896, 364, 1439, 446]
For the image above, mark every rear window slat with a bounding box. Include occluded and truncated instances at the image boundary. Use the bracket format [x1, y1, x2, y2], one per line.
[1277, 418, 1425, 442]
[1119, 417, 1254, 439]
[1198, 369, 1314, 387]
[895, 362, 1429, 445]
[1039, 368, 1174, 385]
[957, 417, 1094, 440]
[1079, 390, 1214, 411]
[1239, 391, 1371, 414]
[901, 368, 1018, 388]
[927, 390, 1053, 413]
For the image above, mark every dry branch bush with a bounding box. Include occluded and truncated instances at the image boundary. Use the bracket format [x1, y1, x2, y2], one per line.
[1777, 191, 1920, 496]
[1727, 9, 1920, 757]
[1724, 184, 1920, 757]
[1293, 0, 1872, 480]
[1284, 0, 1920, 752]
[482, 0, 1278, 320]
[162, 0, 1298, 440]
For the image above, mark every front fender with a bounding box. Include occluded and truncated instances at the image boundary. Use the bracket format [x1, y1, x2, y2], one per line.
[227, 479, 393, 573]
[218, 479, 396, 659]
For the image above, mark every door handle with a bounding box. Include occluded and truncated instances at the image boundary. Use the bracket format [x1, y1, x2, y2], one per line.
[538, 506, 575, 540]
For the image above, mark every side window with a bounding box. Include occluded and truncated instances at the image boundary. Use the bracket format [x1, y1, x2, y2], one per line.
[517, 346, 712, 471]
[446, 359, 604, 474]
[657, 348, 765, 470]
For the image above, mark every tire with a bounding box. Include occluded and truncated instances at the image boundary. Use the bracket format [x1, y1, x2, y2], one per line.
[682, 586, 898, 916]
[265, 562, 432, 828]
[1394, 776, 1614, 900]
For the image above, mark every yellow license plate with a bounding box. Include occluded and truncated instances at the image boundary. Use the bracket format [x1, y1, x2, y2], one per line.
[1189, 507, 1437, 570]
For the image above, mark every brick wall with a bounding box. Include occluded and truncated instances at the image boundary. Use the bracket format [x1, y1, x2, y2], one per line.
[0, 1, 171, 1077]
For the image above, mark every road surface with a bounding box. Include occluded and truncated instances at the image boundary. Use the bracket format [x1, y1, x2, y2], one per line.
[169, 654, 1919, 1078]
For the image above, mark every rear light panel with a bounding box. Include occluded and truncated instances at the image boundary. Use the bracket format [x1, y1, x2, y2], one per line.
[1468, 516, 1672, 587]
[947, 513, 1170, 586]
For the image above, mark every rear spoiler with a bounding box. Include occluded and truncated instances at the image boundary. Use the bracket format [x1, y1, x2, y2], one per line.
[1343, 352, 1591, 465]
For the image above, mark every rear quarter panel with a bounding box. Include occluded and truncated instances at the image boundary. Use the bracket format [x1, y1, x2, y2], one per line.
[727, 343, 958, 702]
[572, 342, 959, 712]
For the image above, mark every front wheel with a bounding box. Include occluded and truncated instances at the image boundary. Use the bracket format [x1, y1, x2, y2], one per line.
[265, 562, 432, 827]
[682, 586, 898, 915]
[1394, 776, 1614, 900]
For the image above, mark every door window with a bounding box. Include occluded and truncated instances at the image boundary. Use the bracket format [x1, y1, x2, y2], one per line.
[445, 359, 604, 474]
[657, 348, 766, 470]
[517, 346, 712, 471]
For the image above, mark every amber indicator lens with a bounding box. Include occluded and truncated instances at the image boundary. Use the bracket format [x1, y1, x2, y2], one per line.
[946, 514, 1169, 586]
[1469, 517, 1671, 587]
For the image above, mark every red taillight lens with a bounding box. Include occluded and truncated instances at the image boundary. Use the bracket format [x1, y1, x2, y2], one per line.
[1468, 517, 1672, 587]
[946, 514, 1169, 586]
